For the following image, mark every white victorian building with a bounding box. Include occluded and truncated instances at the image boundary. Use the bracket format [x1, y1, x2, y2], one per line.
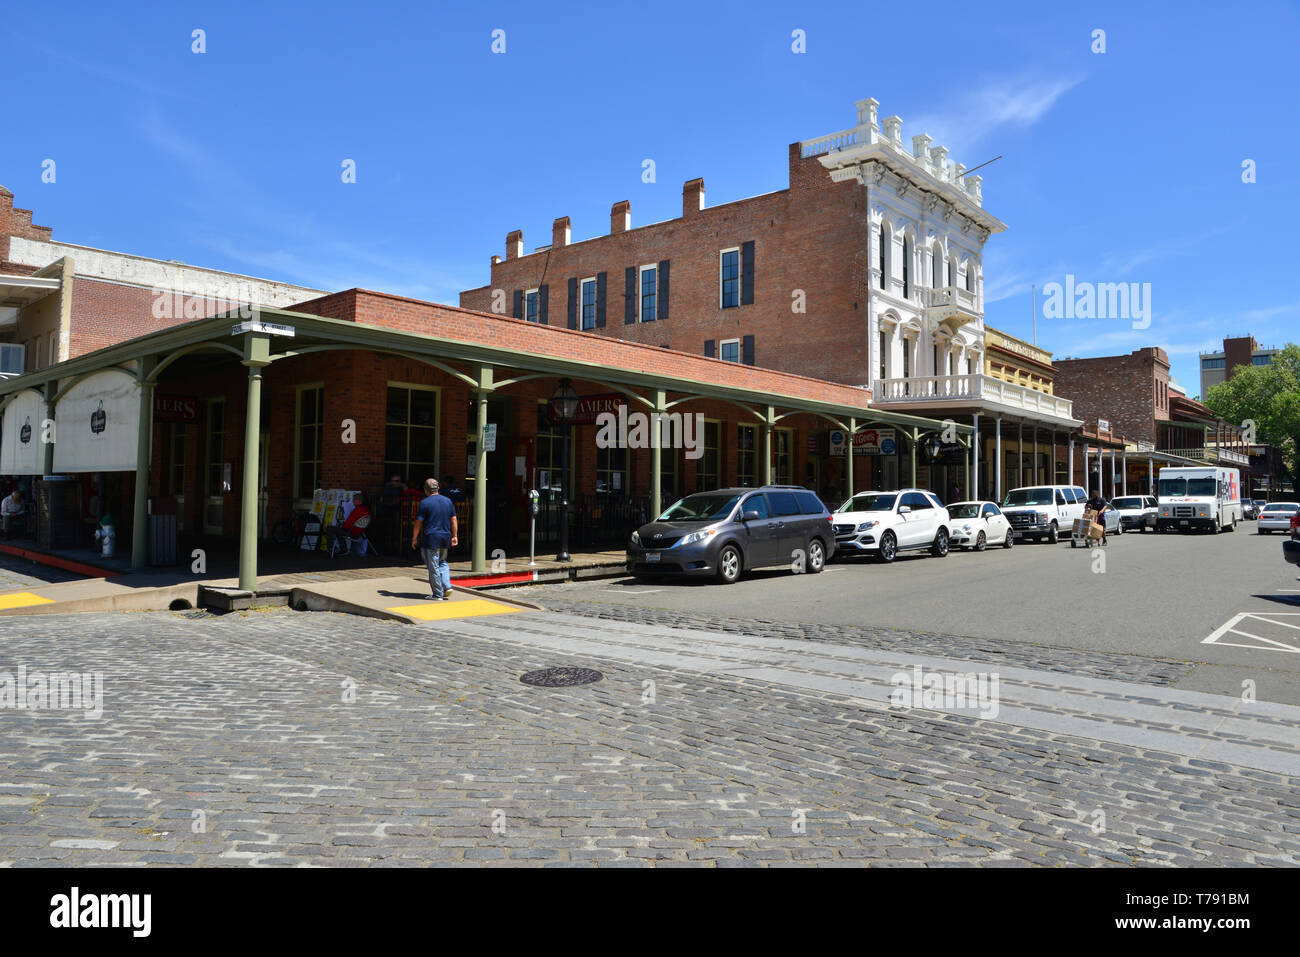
[801, 99, 1082, 501]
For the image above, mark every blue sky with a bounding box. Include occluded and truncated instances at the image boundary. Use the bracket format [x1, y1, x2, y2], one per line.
[5, 1, 1298, 397]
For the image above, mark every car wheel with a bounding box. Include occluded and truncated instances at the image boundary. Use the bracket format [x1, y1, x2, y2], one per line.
[807, 539, 826, 574]
[974, 531, 987, 552]
[1003, 530, 1014, 549]
[930, 528, 950, 557]
[878, 531, 897, 563]
[1114, 522, 1122, 536]
[1047, 521, 1059, 544]
[716, 545, 742, 584]
[1258, 528, 1268, 535]
[1213, 517, 1220, 534]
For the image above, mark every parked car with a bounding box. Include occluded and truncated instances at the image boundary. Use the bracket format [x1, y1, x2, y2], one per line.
[1258, 502, 1300, 534]
[832, 489, 951, 563]
[626, 486, 833, 584]
[1243, 500, 1259, 520]
[1285, 518, 1300, 567]
[945, 501, 1015, 550]
[1111, 495, 1158, 532]
[1000, 484, 1088, 543]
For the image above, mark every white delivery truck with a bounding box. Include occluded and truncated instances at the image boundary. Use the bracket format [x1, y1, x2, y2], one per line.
[1156, 466, 1242, 534]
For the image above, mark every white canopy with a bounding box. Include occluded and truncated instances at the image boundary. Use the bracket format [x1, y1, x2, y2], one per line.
[53, 368, 141, 473]
[0, 388, 46, 475]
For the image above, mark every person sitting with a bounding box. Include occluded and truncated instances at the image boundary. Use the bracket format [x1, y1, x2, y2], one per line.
[1, 489, 26, 537]
[328, 493, 372, 556]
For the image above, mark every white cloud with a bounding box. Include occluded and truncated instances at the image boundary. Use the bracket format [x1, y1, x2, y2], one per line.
[908, 73, 1083, 152]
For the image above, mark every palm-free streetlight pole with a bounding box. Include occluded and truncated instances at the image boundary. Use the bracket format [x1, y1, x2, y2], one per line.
[550, 378, 580, 562]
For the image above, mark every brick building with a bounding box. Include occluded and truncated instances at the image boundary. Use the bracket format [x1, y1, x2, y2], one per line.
[1199, 335, 1280, 398]
[462, 98, 1081, 502]
[1054, 347, 1250, 495]
[0, 185, 323, 374]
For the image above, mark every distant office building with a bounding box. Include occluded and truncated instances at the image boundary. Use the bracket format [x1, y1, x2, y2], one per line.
[1199, 335, 1279, 398]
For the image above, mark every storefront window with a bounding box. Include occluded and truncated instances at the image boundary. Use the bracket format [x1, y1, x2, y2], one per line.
[695, 420, 721, 492]
[737, 424, 757, 486]
[385, 385, 438, 486]
[295, 386, 324, 498]
[775, 428, 793, 485]
[596, 445, 627, 496]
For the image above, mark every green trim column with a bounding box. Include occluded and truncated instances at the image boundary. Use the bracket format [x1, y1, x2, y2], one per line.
[909, 427, 919, 487]
[845, 417, 855, 500]
[762, 406, 775, 486]
[131, 357, 156, 571]
[650, 389, 666, 520]
[472, 364, 493, 573]
[42, 382, 56, 477]
[238, 335, 271, 590]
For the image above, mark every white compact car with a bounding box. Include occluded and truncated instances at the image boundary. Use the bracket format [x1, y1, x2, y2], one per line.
[832, 489, 952, 563]
[1111, 495, 1158, 532]
[1258, 502, 1300, 534]
[945, 501, 1015, 551]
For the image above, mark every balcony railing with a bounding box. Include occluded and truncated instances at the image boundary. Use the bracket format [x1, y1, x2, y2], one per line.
[800, 128, 860, 157]
[872, 374, 1075, 419]
[912, 285, 979, 312]
[1162, 447, 1252, 467]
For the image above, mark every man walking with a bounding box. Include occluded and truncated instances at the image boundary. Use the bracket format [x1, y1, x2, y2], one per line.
[411, 478, 458, 600]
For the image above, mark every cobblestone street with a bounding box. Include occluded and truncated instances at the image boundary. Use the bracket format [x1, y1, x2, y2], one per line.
[1, 605, 1296, 867]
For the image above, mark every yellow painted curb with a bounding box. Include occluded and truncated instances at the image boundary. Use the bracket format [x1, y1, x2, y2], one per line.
[0, 592, 57, 610]
[387, 598, 519, 621]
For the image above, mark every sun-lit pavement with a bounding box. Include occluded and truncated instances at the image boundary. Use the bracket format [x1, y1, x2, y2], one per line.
[0, 606, 1296, 866]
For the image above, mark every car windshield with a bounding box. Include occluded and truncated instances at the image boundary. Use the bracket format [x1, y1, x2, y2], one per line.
[1112, 497, 1143, 509]
[1159, 477, 1217, 496]
[657, 493, 740, 522]
[1003, 488, 1053, 507]
[947, 504, 980, 519]
[838, 493, 897, 513]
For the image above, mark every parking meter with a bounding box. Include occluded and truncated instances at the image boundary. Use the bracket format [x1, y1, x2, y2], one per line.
[528, 489, 540, 565]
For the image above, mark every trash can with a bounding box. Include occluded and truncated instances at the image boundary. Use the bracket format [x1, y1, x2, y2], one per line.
[148, 497, 178, 566]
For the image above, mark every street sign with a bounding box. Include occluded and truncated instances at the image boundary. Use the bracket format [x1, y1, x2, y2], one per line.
[482, 423, 497, 452]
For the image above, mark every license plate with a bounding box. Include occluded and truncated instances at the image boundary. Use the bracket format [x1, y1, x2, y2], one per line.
[645, 552, 661, 562]
[1179, 519, 1188, 525]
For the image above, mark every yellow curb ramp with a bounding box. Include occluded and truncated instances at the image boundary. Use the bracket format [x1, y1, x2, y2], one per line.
[287, 576, 534, 624]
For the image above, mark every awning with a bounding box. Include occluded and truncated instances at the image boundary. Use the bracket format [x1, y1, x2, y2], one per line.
[52, 369, 141, 472]
[0, 388, 46, 475]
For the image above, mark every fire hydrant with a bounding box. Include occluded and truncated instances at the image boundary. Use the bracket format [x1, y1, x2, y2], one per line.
[94, 514, 116, 558]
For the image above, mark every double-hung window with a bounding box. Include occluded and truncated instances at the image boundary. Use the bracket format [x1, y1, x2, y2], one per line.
[720, 249, 740, 308]
[720, 338, 740, 363]
[639, 265, 657, 321]
[580, 278, 597, 330]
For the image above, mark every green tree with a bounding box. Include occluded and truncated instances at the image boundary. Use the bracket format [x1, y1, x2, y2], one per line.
[1205, 343, 1300, 494]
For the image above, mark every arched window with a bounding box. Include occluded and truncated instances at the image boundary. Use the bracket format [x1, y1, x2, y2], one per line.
[965, 261, 975, 293]
[932, 242, 943, 289]
[902, 235, 912, 299]
[878, 222, 888, 290]
[878, 328, 888, 380]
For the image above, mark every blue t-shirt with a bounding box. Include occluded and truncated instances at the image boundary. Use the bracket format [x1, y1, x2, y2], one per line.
[418, 494, 457, 549]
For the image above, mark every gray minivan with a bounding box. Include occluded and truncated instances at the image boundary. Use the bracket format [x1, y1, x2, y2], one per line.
[626, 486, 833, 584]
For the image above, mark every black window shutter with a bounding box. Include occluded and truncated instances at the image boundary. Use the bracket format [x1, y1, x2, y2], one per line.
[538, 284, 549, 324]
[512, 289, 523, 319]
[657, 259, 670, 319]
[742, 334, 755, 365]
[595, 272, 607, 328]
[624, 267, 636, 323]
[566, 277, 578, 329]
[704, 339, 716, 358]
[740, 241, 755, 305]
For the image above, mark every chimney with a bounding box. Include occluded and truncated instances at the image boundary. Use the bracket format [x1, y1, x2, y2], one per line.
[882, 116, 902, 144]
[505, 230, 523, 260]
[611, 200, 630, 234]
[552, 216, 571, 247]
[683, 178, 705, 216]
[490, 254, 501, 268]
[855, 97, 880, 130]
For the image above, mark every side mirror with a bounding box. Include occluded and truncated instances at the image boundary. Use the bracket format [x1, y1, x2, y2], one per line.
[898, 505, 911, 514]
[742, 509, 761, 522]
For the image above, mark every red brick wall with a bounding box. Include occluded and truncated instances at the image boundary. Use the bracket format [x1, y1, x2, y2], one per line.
[1223, 336, 1256, 380]
[1054, 348, 1170, 444]
[0, 187, 53, 273]
[455, 145, 872, 385]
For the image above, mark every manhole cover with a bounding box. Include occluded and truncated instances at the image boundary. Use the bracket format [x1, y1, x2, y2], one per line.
[520, 667, 604, 687]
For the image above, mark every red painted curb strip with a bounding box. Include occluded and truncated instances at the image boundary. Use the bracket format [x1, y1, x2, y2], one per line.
[0, 544, 120, 579]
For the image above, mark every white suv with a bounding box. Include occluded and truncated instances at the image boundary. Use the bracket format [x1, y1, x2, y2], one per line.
[1000, 484, 1088, 544]
[832, 489, 952, 563]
